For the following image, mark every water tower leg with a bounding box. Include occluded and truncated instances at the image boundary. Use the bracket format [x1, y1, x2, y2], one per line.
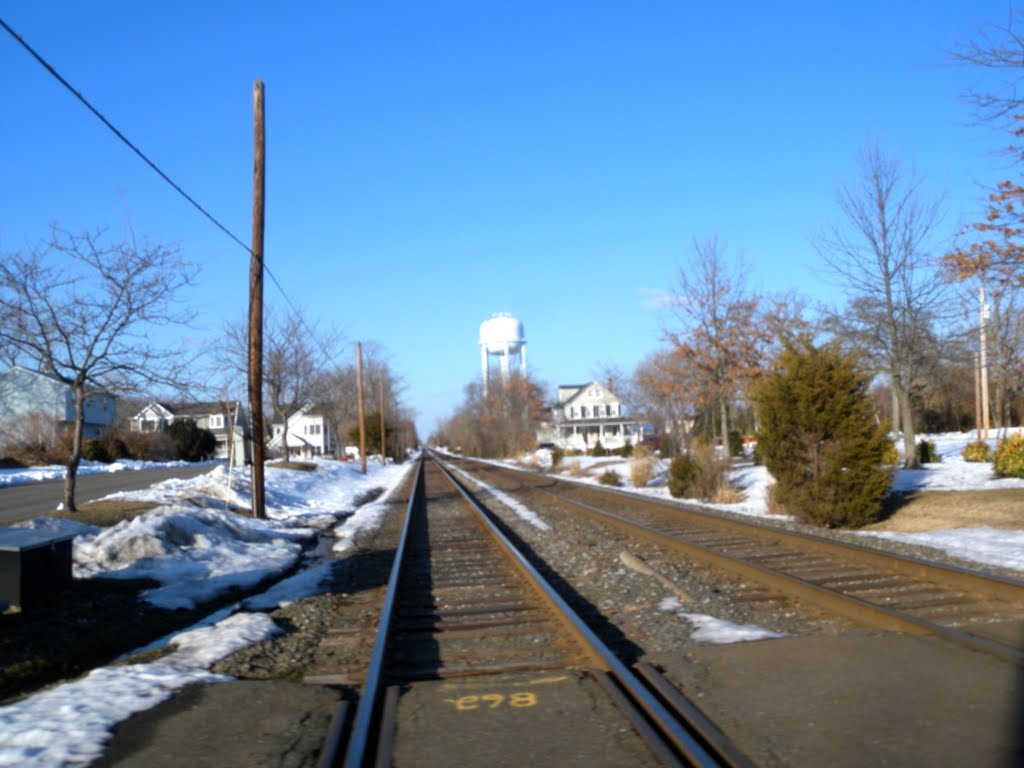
[481, 344, 489, 396]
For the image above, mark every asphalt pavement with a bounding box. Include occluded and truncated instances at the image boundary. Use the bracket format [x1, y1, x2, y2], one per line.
[0, 464, 218, 523]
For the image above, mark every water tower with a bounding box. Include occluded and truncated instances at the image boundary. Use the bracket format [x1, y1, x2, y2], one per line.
[479, 313, 527, 395]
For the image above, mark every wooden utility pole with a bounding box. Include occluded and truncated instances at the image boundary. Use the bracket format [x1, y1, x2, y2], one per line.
[248, 80, 267, 518]
[356, 341, 367, 475]
[980, 286, 991, 440]
[379, 379, 386, 464]
[974, 352, 982, 442]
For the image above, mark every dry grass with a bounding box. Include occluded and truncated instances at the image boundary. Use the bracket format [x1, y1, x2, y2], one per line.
[869, 489, 1024, 532]
[62, 499, 161, 527]
[566, 461, 588, 478]
[712, 487, 743, 504]
[630, 447, 655, 488]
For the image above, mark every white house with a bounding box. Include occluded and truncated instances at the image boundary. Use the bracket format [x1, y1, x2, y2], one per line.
[268, 404, 336, 460]
[537, 380, 643, 451]
[129, 400, 251, 465]
[0, 366, 116, 447]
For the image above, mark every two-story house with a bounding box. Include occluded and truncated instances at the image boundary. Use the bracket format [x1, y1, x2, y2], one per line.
[268, 404, 336, 460]
[537, 380, 643, 451]
[129, 400, 251, 465]
[0, 366, 116, 447]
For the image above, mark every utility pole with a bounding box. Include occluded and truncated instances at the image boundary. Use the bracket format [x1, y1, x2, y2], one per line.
[248, 80, 267, 519]
[980, 285, 991, 440]
[379, 379, 386, 464]
[356, 342, 367, 475]
[974, 352, 982, 442]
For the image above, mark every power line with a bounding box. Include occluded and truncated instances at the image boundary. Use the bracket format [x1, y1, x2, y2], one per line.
[0, 16, 252, 255]
[1, 16, 348, 369]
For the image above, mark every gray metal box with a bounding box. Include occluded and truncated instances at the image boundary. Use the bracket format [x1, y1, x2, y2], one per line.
[0, 529, 75, 610]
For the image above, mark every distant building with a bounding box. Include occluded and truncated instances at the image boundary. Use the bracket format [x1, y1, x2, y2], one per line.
[129, 400, 251, 465]
[268, 404, 336, 460]
[0, 366, 116, 446]
[536, 380, 643, 451]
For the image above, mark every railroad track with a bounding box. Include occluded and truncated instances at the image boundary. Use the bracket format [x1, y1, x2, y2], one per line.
[321, 455, 754, 768]
[443, 455, 1024, 667]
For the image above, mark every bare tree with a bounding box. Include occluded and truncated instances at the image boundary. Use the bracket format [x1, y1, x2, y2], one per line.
[953, 9, 1024, 132]
[316, 342, 406, 455]
[663, 236, 770, 451]
[0, 227, 197, 510]
[815, 145, 946, 467]
[223, 306, 342, 459]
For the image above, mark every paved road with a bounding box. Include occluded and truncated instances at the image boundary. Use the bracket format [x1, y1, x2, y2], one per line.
[0, 464, 219, 524]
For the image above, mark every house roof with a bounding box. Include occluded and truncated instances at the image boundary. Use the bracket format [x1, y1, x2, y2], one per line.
[130, 400, 242, 420]
[559, 380, 620, 408]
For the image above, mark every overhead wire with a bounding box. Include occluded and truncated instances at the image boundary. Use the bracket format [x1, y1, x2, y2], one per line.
[0, 15, 345, 368]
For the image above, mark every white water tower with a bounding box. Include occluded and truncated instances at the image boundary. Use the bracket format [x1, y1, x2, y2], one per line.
[479, 313, 527, 395]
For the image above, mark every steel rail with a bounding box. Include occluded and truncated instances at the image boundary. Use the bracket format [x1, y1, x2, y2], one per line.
[453, 458, 1024, 666]
[336, 457, 424, 768]
[432, 454, 749, 768]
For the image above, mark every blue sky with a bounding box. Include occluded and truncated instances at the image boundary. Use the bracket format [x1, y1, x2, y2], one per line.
[0, 2, 1018, 438]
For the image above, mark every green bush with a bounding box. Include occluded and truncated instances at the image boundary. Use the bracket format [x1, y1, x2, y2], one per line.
[591, 441, 607, 457]
[617, 442, 634, 458]
[165, 419, 217, 462]
[915, 440, 941, 464]
[598, 469, 621, 486]
[961, 440, 992, 463]
[994, 433, 1024, 479]
[81, 438, 113, 463]
[668, 454, 702, 498]
[753, 341, 892, 528]
[727, 430, 744, 457]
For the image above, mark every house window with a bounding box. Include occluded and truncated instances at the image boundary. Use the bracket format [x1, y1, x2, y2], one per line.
[210, 415, 224, 429]
[570, 407, 577, 419]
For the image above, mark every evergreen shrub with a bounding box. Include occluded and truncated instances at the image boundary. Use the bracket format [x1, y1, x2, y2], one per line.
[81, 438, 113, 463]
[994, 433, 1024, 479]
[667, 454, 701, 498]
[727, 430, 744, 457]
[165, 419, 217, 462]
[961, 440, 992, 463]
[591, 441, 607, 457]
[667, 443, 726, 500]
[618, 442, 634, 458]
[915, 440, 941, 464]
[753, 341, 892, 528]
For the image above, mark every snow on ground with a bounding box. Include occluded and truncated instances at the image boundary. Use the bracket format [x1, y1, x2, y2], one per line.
[0, 458, 200, 487]
[506, 430, 1024, 578]
[0, 457, 412, 767]
[658, 597, 786, 643]
[447, 463, 550, 531]
[2, 431, 1023, 765]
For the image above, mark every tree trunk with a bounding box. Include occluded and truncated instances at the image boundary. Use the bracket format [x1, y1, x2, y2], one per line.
[63, 383, 86, 512]
[719, 397, 730, 463]
[894, 377, 917, 468]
